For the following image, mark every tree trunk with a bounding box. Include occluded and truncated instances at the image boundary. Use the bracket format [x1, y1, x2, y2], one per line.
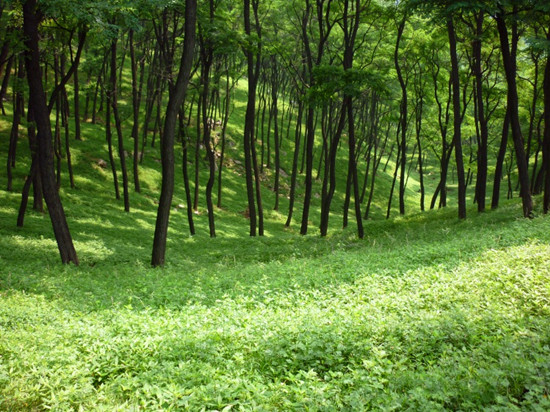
[0, 54, 14, 115]
[395, 17, 407, 216]
[73, 60, 81, 141]
[199, 36, 216, 237]
[271, 57, 281, 211]
[152, 0, 197, 266]
[7, 58, 25, 192]
[448, 17, 466, 219]
[243, 0, 262, 236]
[347, 98, 364, 238]
[22, 0, 78, 265]
[473, 11, 488, 213]
[129, 29, 141, 192]
[496, 10, 533, 217]
[217, 69, 232, 208]
[285, 100, 303, 227]
[543, 28, 550, 213]
[179, 109, 195, 234]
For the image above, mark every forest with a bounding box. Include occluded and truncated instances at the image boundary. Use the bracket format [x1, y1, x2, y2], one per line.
[1, 0, 550, 410]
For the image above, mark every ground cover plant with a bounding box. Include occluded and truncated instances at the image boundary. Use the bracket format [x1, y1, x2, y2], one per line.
[2, 0, 550, 409]
[2, 173, 550, 410]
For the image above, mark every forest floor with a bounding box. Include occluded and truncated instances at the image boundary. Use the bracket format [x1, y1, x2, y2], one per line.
[1, 171, 550, 410]
[1, 82, 550, 409]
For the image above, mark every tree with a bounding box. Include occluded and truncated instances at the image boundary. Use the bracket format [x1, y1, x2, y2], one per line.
[394, 14, 407, 215]
[151, 0, 197, 267]
[242, 0, 263, 236]
[495, 4, 533, 217]
[447, 15, 467, 219]
[22, 0, 78, 264]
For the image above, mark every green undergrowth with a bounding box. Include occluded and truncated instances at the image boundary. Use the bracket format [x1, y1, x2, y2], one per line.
[1, 190, 550, 410]
[1, 77, 549, 411]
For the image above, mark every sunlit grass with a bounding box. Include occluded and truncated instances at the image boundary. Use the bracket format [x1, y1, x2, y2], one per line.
[1, 74, 549, 410]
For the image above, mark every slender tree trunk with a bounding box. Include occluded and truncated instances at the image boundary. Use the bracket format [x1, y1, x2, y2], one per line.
[387, 136, 402, 219]
[365, 120, 389, 219]
[320, 98, 347, 236]
[193, 95, 201, 211]
[414, 78, 425, 211]
[492, 109, 510, 209]
[347, 98, 364, 238]
[53, 56, 62, 189]
[73, 59, 81, 141]
[242, 0, 262, 236]
[17, 106, 41, 225]
[395, 17, 407, 215]
[129, 29, 141, 192]
[473, 11, 488, 213]
[179, 109, 195, 234]
[0, 55, 14, 115]
[496, 10, 533, 217]
[448, 17, 466, 219]
[152, 0, 196, 266]
[62, 85, 75, 188]
[271, 58, 281, 211]
[22, 0, 78, 265]
[285, 100, 303, 227]
[7, 58, 24, 192]
[105, 92, 120, 200]
[217, 69, 232, 207]
[109, 37, 130, 211]
[543, 28, 550, 213]
[200, 43, 216, 237]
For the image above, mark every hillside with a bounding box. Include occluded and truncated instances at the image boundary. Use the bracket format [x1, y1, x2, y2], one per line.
[2, 101, 550, 408]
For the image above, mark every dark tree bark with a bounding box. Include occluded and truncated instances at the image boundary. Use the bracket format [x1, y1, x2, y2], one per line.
[179, 109, 195, 234]
[129, 29, 141, 192]
[108, 36, 130, 212]
[105, 91, 120, 200]
[22, 0, 78, 265]
[217, 65, 234, 208]
[429, 50, 452, 209]
[495, 9, 533, 217]
[347, 96, 364, 238]
[73, 61, 81, 141]
[271, 56, 281, 211]
[193, 94, 201, 211]
[53, 56, 62, 189]
[17, 105, 39, 225]
[47, 29, 86, 114]
[320, 0, 360, 237]
[0, 32, 13, 115]
[395, 17, 407, 216]
[447, 17, 466, 219]
[0, 54, 14, 115]
[62, 83, 75, 188]
[152, 0, 197, 266]
[7, 58, 24, 192]
[300, 0, 334, 235]
[300, 1, 315, 235]
[492, 109, 510, 209]
[285, 99, 303, 227]
[242, 0, 262, 236]
[199, 19, 217, 238]
[472, 11, 488, 213]
[543, 27, 550, 213]
[413, 64, 425, 211]
[387, 131, 402, 219]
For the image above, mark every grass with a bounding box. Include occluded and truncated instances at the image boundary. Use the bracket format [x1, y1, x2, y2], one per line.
[1, 81, 550, 410]
[1, 202, 550, 410]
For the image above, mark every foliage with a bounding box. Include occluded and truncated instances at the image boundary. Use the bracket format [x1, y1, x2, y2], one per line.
[1, 0, 550, 407]
[1, 145, 550, 409]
